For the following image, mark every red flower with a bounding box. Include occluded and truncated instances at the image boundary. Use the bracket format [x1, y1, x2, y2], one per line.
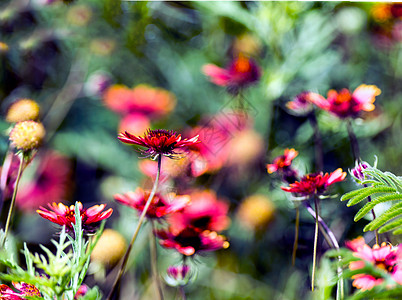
[311, 85, 381, 118]
[203, 54, 261, 94]
[168, 190, 230, 233]
[118, 129, 200, 159]
[281, 168, 346, 196]
[114, 187, 190, 219]
[37, 202, 113, 232]
[267, 148, 298, 174]
[286, 92, 320, 116]
[346, 237, 402, 290]
[0, 282, 41, 299]
[155, 227, 229, 256]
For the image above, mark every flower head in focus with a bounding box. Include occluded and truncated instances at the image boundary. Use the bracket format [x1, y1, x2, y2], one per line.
[37, 202, 113, 232]
[114, 187, 190, 219]
[0, 282, 41, 299]
[281, 168, 346, 196]
[6, 99, 40, 123]
[311, 85, 381, 119]
[346, 237, 402, 290]
[203, 54, 261, 95]
[118, 129, 199, 159]
[155, 227, 229, 256]
[9, 121, 45, 152]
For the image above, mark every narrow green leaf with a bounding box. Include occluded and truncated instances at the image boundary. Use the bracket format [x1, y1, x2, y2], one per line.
[341, 189, 365, 202]
[378, 217, 402, 233]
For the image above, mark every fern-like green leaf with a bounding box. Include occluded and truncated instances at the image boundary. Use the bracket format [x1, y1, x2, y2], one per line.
[341, 188, 366, 202]
[346, 186, 395, 207]
[364, 202, 402, 232]
[377, 217, 402, 234]
[354, 194, 402, 221]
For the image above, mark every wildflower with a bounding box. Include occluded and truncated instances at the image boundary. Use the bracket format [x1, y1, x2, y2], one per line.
[168, 190, 230, 233]
[91, 229, 127, 267]
[311, 85, 381, 119]
[227, 130, 264, 167]
[114, 188, 190, 219]
[37, 202, 113, 232]
[0, 41, 9, 54]
[350, 161, 370, 184]
[237, 194, 275, 231]
[9, 121, 45, 152]
[155, 227, 229, 256]
[16, 151, 72, 212]
[286, 92, 324, 116]
[203, 54, 261, 94]
[346, 238, 402, 290]
[0, 282, 41, 299]
[165, 264, 193, 287]
[118, 129, 199, 159]
[281, 168, 346, 196]
[74, 285, 88, 299]
[103, 84, 176, 118]
[267, 148, 298, 174]
[6, 99, 40, 123]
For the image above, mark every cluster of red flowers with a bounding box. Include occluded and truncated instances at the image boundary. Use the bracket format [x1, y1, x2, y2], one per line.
[371, 3, 402, 47]
[287, 84, 381, 119]
[346, 237, 402, 291]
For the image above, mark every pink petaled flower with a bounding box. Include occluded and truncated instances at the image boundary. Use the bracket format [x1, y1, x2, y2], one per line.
[114, 187, 190, 219]
[16, 151, 72, 212]
[168, 190, 230, 233]
[203, 54, 261, 94]
[281, 168, 346, 196]
[37, 202, 113, 232]
[0, 282, 41, 299]
[118, 129, 200, 159]
[350, 161, 371, 184]
[103, 84, 176, 118]
[346, 238, 402, 290]
[267, 148, 298, 174]
[286, 92, 323, 116]
[155, 227, 229, 256]
[74, 284, 88, 299]
[311, 85, 381, 119]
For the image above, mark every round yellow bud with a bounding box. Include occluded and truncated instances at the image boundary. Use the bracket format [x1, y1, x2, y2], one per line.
[6, 99, 40, 123]
[9, 121, 46, 151]
[91, 229, 127, 266]
[237, 194, 275, 231]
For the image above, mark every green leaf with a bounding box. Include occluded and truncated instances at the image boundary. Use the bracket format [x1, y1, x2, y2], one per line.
[346, 186, 395, 207]
[354, 194, 402, 221]
[364, 202, 402, 232]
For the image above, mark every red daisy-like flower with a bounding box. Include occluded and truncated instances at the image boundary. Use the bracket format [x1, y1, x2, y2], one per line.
[346, 237, 402, 291]
[267, 148, 298, 174]
[37, 202, 113, 232]
[0, 282, 41, 299]
[114, 187, 190, 219]
[168, 190, 230, 233]
[155, 227, 229, 256]
[281, 168, 346, 196]
[203, 54, 261, 95]
[118, 129, 200, 159]
[310, 85, 381, 119]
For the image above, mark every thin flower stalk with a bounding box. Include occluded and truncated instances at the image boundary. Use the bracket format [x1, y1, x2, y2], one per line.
[308, 111, 323, 172]
[179, 286, 187, 300]
[292, 206, 300, 266]
[2, 155, 24, 246]
[150, 220, 164, 300]
[311, 196, 319, 291]
[107, 154, 162, 300]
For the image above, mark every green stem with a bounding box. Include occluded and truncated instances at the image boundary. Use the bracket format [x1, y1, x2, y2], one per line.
[311, 196, 319, 291]
[150, 220, 164, 300]
[106, 155, 162, 300]
[2, 155, 24, 246]
[179, 286, 187, 300]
